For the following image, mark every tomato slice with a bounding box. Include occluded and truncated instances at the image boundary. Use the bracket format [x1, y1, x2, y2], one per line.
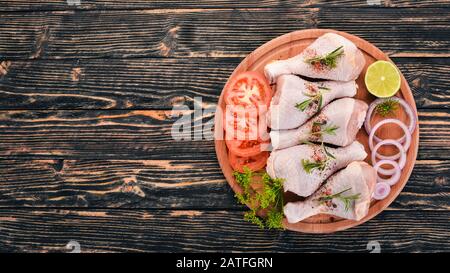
[229, 151, 269, 173]
[226, 139, 269, 157]
[224, 71, 271, 109]
[223, 105, 259, 140]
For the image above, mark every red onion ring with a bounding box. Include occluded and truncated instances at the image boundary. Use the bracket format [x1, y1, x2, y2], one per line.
[373, 160, 401, 186]
[372, 182, 391, 200]
[369, 119, 411, 161]
[365, 97, 416, 144]
[371, 139, 406, 175]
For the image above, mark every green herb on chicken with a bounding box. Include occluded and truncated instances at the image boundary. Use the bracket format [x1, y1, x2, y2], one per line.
[295, 86, 331, 112]
[305, 46, 345, 70]
[317, 187, 361, 211]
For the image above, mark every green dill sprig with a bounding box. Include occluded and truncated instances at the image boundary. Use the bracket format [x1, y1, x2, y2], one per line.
[305, 46, 345, 69]
[233, 167, 254, 206]
[295, 86, 330, 112]
[265, 210, 284, 229]
[244, 210, 265, 229]
[233, 167, 285, 230]
[376, 98, 399, 117]
[317, 187, 361, 211]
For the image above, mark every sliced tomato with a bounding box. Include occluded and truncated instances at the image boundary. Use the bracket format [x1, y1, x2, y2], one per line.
[257, 110, 270, 142]
[229, 151, 269, 172]
[225, 139, 269, 157]
[224, 71, 271, 109]
[223, 104, 259, 140]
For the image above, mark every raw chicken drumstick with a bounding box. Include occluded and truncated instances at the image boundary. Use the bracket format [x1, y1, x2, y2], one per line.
[265, 33, 366, 83]
[266, 141, 367, 197]
[268, 75, 357, 130]
[270, 98, 368, 150]
[284, 161, 376, 223]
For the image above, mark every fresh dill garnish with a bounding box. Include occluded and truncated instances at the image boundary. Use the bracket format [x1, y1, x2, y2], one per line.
[317, 187, 361, 211]
[305, 46, 345, 69]
[233, 167, 285, 230]
[376, 98, 399, 117]
[295, 86, 331, 112]
[265, 210, 284, 229]
[233, 167, 254, 206]
[244, 210, 265, 229]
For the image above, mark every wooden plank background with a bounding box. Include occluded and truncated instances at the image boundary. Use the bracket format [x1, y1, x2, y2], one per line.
[0, 1, 449, 253]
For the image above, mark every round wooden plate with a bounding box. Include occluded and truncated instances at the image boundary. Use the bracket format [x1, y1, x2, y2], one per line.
[214, 29, 419, 233]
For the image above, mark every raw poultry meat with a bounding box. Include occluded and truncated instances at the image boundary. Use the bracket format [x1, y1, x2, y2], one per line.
[284, 161, 376, 223]
[268, 75, 357, 130]
[266, 141, 367, 197]
[271, 98, 368, 150]
[264, 33, 366, 83]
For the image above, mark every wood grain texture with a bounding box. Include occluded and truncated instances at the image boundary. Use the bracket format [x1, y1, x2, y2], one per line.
[0, 158, 235, 209]
[1, 0, 449, 11]
[0, 109, 446, 160]
[0, 109, 214, 159]
[0, 58, 236, 110]
[0, 209, 448, 252]
[0, 8, 449, 60]
[0, 158, 447, 210]
[0, 58, 448, 110]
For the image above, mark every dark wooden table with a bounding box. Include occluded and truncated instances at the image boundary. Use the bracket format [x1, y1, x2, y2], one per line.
[0, 1, 449, 253]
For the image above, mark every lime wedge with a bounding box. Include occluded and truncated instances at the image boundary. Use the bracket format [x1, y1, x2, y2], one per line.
[365, 60, 401, 98]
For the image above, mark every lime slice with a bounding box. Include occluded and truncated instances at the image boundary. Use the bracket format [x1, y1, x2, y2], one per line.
[365, 60, 401, 98]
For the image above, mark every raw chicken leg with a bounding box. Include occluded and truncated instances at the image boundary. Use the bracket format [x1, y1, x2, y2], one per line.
[265, 33, 366, 83]
[271, 98, 368, 150]
[284, 161, 376, 223]
[268, 75, 357, 130]
[266, 141, 367, 197]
